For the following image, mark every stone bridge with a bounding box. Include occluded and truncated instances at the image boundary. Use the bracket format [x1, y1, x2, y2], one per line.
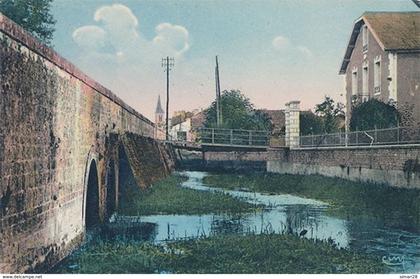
[2, 11, 420, 274]
[0, 14, 175, 273]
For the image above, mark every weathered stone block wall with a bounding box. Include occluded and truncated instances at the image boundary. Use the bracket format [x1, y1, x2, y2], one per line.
[0, 14, 171, 273]
[194, 149, 286, 172]
[203, 150, 285, 162]
[268, 146, 420, 189]
[122, 133, 175, 189]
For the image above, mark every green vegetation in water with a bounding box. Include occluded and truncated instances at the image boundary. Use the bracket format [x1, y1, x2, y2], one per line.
[203, 173, 420, 230]
[52, 234, 385, 274]
[118, 173, 257, 215]
[52, 241, 157, 274]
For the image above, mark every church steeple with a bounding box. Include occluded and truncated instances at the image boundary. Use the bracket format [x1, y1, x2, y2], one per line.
[155, 95, 164, 125]
[155, 95, 164, 114]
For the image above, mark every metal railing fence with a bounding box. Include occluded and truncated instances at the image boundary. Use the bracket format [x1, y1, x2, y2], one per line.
[197, 128, 270, 147]
[300, 126, 420, 148]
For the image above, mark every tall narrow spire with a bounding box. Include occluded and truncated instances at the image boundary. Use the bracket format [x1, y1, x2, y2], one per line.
[155, 95, 164, 114]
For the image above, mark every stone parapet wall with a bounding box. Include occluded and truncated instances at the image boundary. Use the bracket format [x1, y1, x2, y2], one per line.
[198, 145, 420, 189]
[203, 149, 286, 162]
[268, 145, 420, 189]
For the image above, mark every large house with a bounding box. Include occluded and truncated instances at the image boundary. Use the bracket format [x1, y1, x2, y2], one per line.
[340, 12, 420, 130]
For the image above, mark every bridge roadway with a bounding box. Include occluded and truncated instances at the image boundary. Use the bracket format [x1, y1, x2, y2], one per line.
[167, 127, 272, 151]
[168, 140, 269, 151]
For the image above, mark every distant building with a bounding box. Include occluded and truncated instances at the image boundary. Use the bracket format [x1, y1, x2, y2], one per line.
[340, 12, 420, 130]
[170, 118, 192, 141]
[259, 109, 285, 134]
[190, 110, 206, 132]
[170, 111, 192, 141]
[154, 95, 166, 139]
[169, 110, 206, 141]
[258, 109, 286, 146]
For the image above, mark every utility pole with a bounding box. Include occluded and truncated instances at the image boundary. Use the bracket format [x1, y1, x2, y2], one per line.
[215, 56, 222, 126]
[161, 56, 174, 140]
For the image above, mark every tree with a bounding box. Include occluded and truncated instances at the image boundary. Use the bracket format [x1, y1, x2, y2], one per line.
[300, 111, 324, 136]
[314, 96, 345, 133]
[0, 0, 56, 45]
[350, 99, 400, 131]
[204, 89, 272, 131]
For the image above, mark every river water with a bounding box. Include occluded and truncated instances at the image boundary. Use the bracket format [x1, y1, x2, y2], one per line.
[118, 171, 420, 274]
[54, 171, 420, 273]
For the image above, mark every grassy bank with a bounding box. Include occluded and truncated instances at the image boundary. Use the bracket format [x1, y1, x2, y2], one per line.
[203, 173, 420, 230]
[118, 173, 256, 215]
[53, 234, 385, 274]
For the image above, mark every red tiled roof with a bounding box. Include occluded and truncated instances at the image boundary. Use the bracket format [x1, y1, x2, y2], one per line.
[340, 12, 420, 74]
[259, 109, 285, 130]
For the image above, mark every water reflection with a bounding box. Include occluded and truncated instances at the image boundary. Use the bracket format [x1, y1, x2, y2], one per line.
[182, 171, 328, 207]
[108, 171, 420, 273]
[55, 172, 410, 273]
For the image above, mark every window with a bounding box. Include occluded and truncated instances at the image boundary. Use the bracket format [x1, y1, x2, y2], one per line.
[374, 57, 381, 94]
[362, 25, 368, 52]
[352, 68, 358, 96]
[177, 131, 187, 141]
[362, 63, 369, 99]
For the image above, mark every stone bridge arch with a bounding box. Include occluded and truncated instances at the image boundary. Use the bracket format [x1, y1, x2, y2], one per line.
[82, 137, 123, 230]
[84, 157, 100, 230]
[81, 135, 144, 228]
[115, 141, 136, 211]
[105, 157, 117, 219]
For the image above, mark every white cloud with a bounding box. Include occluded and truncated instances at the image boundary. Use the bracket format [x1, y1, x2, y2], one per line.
[72, 25, 106, 50]
[72, 4, 190, 57]
[272, 36, 290, 50]
[93, 4, 139, 45]
[297, 46, 313, 58]
[70, 4, 193, 119]
[153, 23, 190, 55]
[94, 4, 138, 27]
[272, 35, 313, 59]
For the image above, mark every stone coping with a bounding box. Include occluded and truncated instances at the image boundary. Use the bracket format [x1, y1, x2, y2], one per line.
[292, 143, 420, 151]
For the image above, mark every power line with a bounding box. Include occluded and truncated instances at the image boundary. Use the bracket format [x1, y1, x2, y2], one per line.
[161, 56, 174, 140]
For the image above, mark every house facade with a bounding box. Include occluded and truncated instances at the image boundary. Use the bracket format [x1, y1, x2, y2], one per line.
[168, 110, 207, 141]
[340, 12, 420, 130]
[170, 117, 192, 141]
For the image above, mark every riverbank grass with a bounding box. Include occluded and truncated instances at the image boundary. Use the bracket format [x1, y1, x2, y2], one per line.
[118, 173, 256, 215]
[53, 234, 385, 274]
[203, 173, 420, 229]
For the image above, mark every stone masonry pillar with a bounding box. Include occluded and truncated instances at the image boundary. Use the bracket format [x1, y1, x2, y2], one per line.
[285, 101, 300, 148]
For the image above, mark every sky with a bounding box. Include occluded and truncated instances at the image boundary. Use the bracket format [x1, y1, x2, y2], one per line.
[50, 0, 418, 120]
